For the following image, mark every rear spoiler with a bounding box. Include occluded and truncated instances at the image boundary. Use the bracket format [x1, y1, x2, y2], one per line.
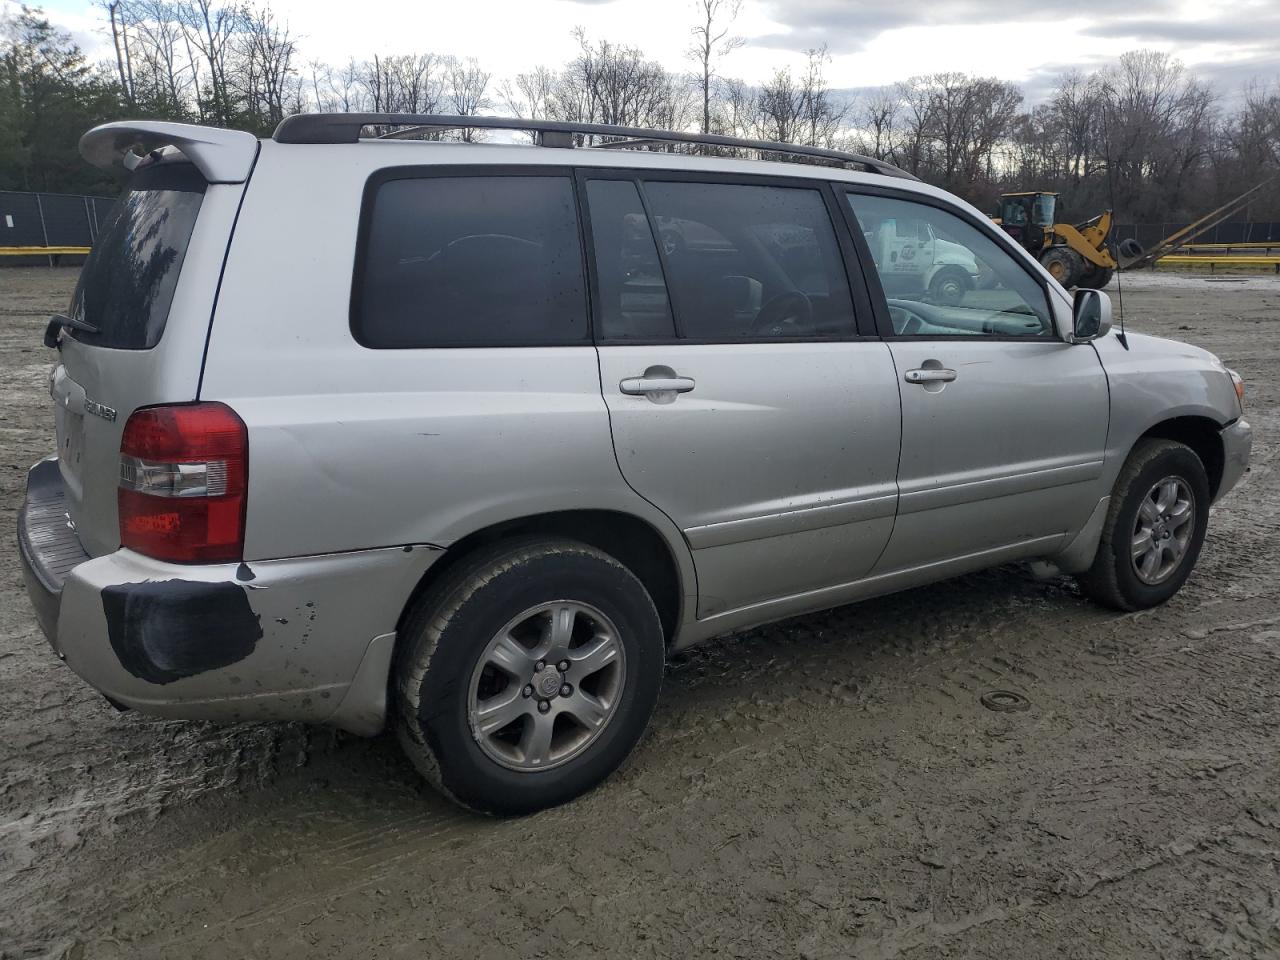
[80, 121, 259, 184]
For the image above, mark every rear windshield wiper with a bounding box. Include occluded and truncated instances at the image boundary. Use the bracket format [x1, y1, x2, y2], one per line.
[43, 313, 100, 348]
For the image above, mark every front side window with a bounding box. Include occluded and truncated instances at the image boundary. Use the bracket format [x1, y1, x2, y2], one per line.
[354, 175, 588, 348]
[847, 192, 1054, 339]
[647, 182, 856, 340]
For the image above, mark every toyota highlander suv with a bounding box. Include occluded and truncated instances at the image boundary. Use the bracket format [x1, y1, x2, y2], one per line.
[18, 114, 1252, 814]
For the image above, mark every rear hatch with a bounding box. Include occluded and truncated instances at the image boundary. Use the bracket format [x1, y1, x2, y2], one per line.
[51, 124, 257, 557]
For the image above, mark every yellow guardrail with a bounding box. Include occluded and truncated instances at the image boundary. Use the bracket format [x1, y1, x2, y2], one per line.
[1155, 255, 1280, 273]
[0, 245, 91, 256]
[1180, 241, 1280, 251]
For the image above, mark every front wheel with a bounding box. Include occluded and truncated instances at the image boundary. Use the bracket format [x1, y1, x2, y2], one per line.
[1076, 265, 1114, 289]
[928, 266, 972, 305]
[1077, 439, 1210, 611]
[1040, 246, 1086, 288]
[395, 538, 664, 815]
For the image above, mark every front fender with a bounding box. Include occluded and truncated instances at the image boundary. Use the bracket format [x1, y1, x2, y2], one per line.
[1093, 330, 1240, 487]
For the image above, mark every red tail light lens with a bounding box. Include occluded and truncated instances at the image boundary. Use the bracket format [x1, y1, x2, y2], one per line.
[118, 402, 248, 563]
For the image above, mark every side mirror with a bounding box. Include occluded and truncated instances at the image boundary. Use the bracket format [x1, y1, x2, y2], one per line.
[1069, 289, 1112, 343]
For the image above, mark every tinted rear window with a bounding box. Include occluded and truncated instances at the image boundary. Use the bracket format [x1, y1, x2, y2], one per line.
[354, 175, 589, 348]
[70, 163, 207, 350]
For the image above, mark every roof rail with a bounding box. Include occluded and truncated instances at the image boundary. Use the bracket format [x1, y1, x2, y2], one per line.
[271, 113, 918, 180]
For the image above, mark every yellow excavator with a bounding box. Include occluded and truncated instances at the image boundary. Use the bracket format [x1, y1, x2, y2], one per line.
[992, 192, 1135, 289]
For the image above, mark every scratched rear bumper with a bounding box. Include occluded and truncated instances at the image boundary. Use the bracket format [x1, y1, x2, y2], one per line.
[19, 458, 439, 734]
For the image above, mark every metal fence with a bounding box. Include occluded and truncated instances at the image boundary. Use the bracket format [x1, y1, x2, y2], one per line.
[1, 189, 116, 265]
[1115, 221, 1280, 248]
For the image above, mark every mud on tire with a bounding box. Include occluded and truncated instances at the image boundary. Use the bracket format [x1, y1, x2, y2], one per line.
[394, 537, 664, 815]
[1077, 439, 1211, 611]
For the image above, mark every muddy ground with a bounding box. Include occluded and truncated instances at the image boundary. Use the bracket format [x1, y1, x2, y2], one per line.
[1, 267, 1278, 959]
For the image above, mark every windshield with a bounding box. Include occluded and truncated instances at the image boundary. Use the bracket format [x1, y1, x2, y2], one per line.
[1032, 194, 1056, 227]
[68, 162, 207, 350]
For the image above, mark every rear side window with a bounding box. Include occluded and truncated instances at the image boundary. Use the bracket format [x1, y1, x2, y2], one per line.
[70, 163, 207, 350]
[354, 175, 588, 348]
[641, 182, 857, 340]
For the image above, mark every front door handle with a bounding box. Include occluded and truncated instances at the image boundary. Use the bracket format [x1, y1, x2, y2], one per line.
[620, 376, 696, 395]
[904, 367, 957, 384]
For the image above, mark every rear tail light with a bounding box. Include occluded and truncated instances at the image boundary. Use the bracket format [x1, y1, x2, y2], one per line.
[118, 402, 248, 563]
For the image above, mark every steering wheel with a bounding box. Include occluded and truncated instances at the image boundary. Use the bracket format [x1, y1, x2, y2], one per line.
[752, 291, 813, 337]
[888, 304, 925, 336]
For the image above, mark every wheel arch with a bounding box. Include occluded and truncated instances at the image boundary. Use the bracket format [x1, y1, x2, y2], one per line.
[1136, 415, 1225, 499]
[396, 509, 690, 650]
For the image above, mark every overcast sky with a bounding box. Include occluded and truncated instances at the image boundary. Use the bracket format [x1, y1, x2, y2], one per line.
[24, 0, 1280, 102]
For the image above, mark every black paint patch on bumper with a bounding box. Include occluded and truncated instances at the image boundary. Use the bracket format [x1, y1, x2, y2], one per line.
[102, 580, 263, 685]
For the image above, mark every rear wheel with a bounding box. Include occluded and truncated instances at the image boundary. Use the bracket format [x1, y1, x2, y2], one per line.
[395, 538, 665, 815]
[1040, 246, 1085, 288]
[1077, 439, 1210, 611]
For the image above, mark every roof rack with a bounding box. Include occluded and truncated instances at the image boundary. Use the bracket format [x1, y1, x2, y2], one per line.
[271, 113, 918, 180]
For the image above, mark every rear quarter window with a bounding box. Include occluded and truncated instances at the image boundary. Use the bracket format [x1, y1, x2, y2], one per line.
[353, 174, 589, 348]
[70, 162, 207, 350]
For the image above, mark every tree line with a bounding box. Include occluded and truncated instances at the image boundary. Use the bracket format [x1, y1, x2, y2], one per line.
[2, 0, 1278, 222]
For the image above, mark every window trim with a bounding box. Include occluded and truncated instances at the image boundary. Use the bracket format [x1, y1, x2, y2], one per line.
[838, 183, 1063, 343]
[575, 167, 878, 347]
[349, 164, 594, 350]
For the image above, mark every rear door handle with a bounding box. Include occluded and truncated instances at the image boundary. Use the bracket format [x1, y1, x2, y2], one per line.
[904, 368, 957, 384]
[619, 376, 696, 396]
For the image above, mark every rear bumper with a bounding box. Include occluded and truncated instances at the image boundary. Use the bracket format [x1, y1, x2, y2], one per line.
[17, 457, 439, 734]
[17, 457, 88, 648]
[1217, 418, 1252, 501]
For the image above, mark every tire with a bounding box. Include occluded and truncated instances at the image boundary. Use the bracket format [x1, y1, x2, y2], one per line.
[1118, 237, 1144, 260]
[1076, 265, 1114, 289]
[928, 266, 972, 305]
[1077, 439, 1210, 611]
[1039, 246, 1085, 288]
[395, 537, 664, 815]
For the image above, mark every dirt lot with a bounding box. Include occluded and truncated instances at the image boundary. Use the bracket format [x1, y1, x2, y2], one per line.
[2, 266, 1279, 959]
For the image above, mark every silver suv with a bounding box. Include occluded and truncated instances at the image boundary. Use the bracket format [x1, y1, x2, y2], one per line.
[19, 114, 1252, 814]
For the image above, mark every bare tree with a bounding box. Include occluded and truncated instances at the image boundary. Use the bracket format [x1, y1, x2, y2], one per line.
[852, 88, 899, 161]
[751, 46, 845, 147]
[232, 4, 298, 129]
[550, 30, 692, 136]
[177, 0, 238, 124]
[309, 58, 362, 112]
[101, 0, 134, 103]
[445, 55, 491, 140]
[687, 0, 743, 134]
[798, 45, 844, 147]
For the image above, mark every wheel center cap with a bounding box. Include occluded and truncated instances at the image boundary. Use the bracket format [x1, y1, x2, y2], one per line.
[536, 670, 564, 700]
